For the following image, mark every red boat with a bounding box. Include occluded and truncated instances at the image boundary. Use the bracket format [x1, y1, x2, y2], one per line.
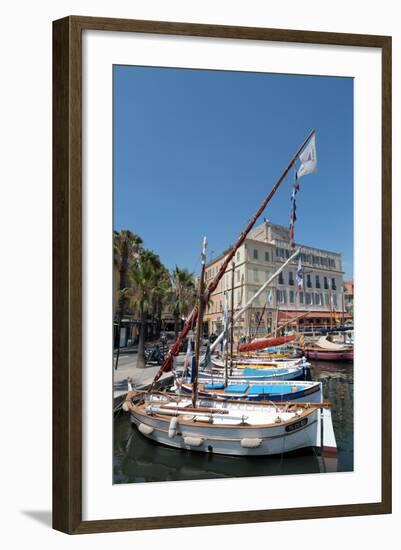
[238, 334, 296, 353]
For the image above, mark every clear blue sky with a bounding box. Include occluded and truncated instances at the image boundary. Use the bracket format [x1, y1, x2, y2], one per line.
[114, 65, 353, 279]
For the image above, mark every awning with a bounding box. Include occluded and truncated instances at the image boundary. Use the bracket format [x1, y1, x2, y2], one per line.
[278, 311, 352, 322]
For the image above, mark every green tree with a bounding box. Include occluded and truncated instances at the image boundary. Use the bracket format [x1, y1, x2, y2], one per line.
[171, 266, 196, 340]
[129, 252, 168, 368]
[113, 230, 143, 369]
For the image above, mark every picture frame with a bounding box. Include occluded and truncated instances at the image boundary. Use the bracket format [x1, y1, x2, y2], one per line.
[53, 15, 392, 534]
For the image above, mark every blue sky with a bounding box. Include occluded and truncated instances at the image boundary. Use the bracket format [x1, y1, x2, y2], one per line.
[114, 65, 353, 279]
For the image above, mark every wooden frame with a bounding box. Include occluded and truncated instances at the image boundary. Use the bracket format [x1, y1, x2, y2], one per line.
[53, 15, 392, 534]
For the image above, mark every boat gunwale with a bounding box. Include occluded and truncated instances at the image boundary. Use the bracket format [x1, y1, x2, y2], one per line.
[179, 381, 321, 400]
[130, 400, 319, 430]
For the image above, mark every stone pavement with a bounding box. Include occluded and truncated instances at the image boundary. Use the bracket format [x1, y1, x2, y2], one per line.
[113, 351, 186, 403]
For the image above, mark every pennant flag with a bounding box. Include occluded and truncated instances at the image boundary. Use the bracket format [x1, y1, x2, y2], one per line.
[289, 133, 317, 247]
[297, 133, 317, 179]
[296, 256, 303, 290]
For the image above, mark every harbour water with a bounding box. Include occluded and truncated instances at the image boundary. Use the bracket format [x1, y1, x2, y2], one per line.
[113, 360, 353, 484]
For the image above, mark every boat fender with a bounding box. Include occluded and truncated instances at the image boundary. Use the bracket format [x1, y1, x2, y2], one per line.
[275, 416, 282, 423]
[168, 416, 179, 438]
[122, 401, 130, 412]
[138, 423, 154, 435]
[241, 438, 262, 448]
[183, 436, 203, 447]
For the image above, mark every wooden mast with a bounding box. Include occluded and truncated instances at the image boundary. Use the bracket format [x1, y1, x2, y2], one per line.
[230, 261, 235, 375]
[192, 237, 207, 408]
[224, 290, 229, 387]
[150, 130, 316, 389]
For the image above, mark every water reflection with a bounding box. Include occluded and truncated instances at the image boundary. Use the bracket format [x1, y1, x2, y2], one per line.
[113, 360, 353, 484]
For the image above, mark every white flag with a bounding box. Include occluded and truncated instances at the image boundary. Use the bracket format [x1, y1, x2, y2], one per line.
[297, 134, 317, 178]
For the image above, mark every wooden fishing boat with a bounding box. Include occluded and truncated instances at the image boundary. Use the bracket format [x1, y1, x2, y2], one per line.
[178, 379, 322, 403]
[197, 363, 307, 382]
[238, 334, 296, 353]
[211, 356, 308, 369]
[297, 336, 353, 361]
[125, 391, 328, 456]
[139, 132, 337, 458]
[300, 348, 353, 361]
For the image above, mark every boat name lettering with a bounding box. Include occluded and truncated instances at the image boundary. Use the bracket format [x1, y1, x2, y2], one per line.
[285, 417, 308, 432]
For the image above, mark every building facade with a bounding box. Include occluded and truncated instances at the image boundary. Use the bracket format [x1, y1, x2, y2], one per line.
[343, 280, 354, 316]
[203, 221, 351, 338]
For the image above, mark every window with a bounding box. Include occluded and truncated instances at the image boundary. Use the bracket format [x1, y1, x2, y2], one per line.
[324, 276, 329, 289]
[236, 251, 240, 262]
[315, 275, 320, 288]
[276, 248, 280, 257]
[237, 291, 241, 305]
[299, 292, 304, 304]
[285, 249, 290, 259]
[333, 294, 338, 307]
[305, 293, 312, 305]
[265, 251, 269, 262]
[306, 274, 312, 288]
[315, 293, 323, 306]
[253, 249, 258, 260]
[276, 290, 286, 304]
[219, 301, 222, 312]
[289, 290, 295, 304]
[253, 268, 259, 282]
[278, 272, 284, 284]
[331, 278, 337, 291]
[324, 293, 329, 306]
[288, 271, 294, 286]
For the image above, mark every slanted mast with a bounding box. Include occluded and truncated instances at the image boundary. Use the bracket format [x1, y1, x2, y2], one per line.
[150, 130, 316, 389]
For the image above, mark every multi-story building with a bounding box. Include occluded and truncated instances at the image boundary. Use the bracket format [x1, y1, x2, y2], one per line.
[203, 221, 351, 338]
[343, 280, 354, 317]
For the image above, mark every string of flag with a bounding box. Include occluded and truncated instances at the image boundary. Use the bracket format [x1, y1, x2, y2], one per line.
[289, 132, 318, 248]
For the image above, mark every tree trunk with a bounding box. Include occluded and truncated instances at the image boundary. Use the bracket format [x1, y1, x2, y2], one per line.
[136, 309, 147, 369]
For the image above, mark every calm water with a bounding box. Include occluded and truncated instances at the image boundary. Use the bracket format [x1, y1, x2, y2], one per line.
[113, 360, 353, 484]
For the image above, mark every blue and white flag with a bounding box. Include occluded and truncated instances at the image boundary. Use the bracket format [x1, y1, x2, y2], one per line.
[296, 256, 304, 291]
[297, 134, 317, 179]
[290, 133, 317, 247]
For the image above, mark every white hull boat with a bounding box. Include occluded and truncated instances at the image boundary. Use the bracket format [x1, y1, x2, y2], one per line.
[126, 391, 325, 457]
[177, 380, 322, 403]
[198, 363, 307, 382]
[211, 356, 308, 369]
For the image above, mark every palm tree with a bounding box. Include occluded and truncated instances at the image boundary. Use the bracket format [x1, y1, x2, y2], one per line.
[129, 254, 167, 368]
[113, 230, 143, 368]
[171, 266, 196, 340]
